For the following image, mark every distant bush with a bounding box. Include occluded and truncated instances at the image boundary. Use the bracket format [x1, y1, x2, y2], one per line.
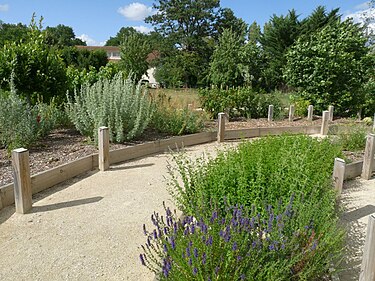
[334, 123, 370, 152]
[66, 73, 153, 143]
[150, 93, 207, 135]
[198, 87, 283, 119]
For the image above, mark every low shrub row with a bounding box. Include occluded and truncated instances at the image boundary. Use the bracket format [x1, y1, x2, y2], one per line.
[141, 135, 345, 280]
[198, 87, 284, 119]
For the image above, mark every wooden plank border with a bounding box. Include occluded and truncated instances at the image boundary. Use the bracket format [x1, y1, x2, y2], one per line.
[0, 126, 328, 211]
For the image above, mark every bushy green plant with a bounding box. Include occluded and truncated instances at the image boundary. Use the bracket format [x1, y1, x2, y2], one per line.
[166, 135, 344, 279]
[334, 124, 369, 151]
[0, 90, 60, 153]
[141, 200, 321, 280]
[198, 87, 283, 119]
[284, 19, 369, 116]
[290, 95, 310, 117]
[150, 93, 207, 135]
[66, 73, 153, 143]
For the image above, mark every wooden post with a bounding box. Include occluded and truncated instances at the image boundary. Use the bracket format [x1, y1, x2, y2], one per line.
[12, 148, 32, 214]
[307, 105, 313, 121]
[328, 105, 334, 122]
[289, 105, 295, 122]
[373, 113, 375, 131]
[268, 105, 274, 122]
[361, 134, 375, 180]
[321, 111, 329, 135]
[360, 214, 375, 281]
[98, 126, 110, 171]
[332, 158, 345, 195]
[217, 112, 226, 143]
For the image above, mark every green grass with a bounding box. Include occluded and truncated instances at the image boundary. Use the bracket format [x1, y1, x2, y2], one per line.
[149, 88, 200, 109]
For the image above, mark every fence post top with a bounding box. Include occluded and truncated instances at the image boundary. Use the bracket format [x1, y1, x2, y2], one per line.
[99, 126, 109, 130]
[334, 157, 346, 164]
[368, 133, 375, 138]
[12, 148, 28, 153]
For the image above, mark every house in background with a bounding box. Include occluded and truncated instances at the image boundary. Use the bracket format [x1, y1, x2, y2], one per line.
[75, 46, 121, 62]
[75, 46, 159, 87]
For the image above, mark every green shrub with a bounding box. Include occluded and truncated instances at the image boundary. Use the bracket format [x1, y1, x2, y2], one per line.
[167, 135, 344, 279]
[198, 87, 283, 119]
[66, 73, 153, 143]
[150, 93, 207, 135]
[290, 95, 310, 117]
[334, 124, 369, 151]
[0, 90, 60, 153]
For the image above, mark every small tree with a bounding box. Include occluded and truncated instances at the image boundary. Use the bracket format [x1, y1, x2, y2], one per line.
[209, 28, 246, 87]
[119, 33, 151, 81]
[0, 16, 67, 104]
[284, 19, 370, 116]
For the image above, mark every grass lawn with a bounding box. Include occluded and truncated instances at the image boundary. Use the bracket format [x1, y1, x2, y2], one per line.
[149, 88, 201, 108]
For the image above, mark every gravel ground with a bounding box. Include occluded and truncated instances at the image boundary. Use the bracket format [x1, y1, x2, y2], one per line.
[339, 177, 375, 281]
[0, 141, 237, 281]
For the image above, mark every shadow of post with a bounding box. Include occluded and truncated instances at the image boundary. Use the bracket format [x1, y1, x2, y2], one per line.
[30, 196, 103, 213]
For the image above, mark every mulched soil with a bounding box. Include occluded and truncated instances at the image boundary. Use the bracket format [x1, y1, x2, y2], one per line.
[0, 117, 361, 187]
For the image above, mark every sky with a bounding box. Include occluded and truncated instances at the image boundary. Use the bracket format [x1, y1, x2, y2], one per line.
[0, 1, 373, 46]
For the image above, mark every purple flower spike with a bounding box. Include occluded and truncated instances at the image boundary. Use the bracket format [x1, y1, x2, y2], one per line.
[202, 252, 207, 265]
[143, 224, 147, 235]
[193, 267, 198, 275]
[139, 254, 146, 266]
[163, 244, 168, 253]
[153, 229, 158, 239]
[194, 248, 198, 258]
[232, 242, 238, 251]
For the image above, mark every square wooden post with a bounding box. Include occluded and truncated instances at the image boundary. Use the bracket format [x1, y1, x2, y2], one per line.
[307, 105, 313, 121]
[12, 148, 32, 214]
[360, 214, 375, 281]
[217, 112, 226, 143]
[98, 126, 110, 171]
[321, 111, 329, 136]
[328, 105, 334, 122]
[361, 134, 375, 180]
[332, 158, 345, 195]
[289, 105, 295, 122]
[268, 105, 274, 122]
[373, 113, 375, 131]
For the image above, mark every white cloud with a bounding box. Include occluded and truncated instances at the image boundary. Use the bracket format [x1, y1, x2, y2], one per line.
[344, 3, 375, 34]
[77, 34, 105, 46]
[118, 2, 153, 21]
[355, 1, 371, 11]
[133, 25, 153, 34]
[0, 4, 9, 12]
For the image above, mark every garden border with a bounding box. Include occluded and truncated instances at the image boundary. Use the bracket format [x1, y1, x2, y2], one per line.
[0, 124, 373, 212]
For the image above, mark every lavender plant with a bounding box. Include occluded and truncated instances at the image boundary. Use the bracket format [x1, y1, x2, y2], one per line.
[140, 200, 320, 280]
[166, 135, 344, 279]
[66, 73, 153, 143]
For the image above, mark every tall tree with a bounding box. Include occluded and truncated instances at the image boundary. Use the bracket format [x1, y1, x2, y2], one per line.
[260, 10, 301, 90]
[44, 24, 86, 47]
[248, 21, 261, 45]
[105, 27, 139, 46]
[300, 6, 340, 36]
[146, 0, 222, 87]
[0, 21, 28, 46]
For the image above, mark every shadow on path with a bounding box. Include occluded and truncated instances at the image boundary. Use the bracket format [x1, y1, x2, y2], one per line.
[30, 196, 103, 213]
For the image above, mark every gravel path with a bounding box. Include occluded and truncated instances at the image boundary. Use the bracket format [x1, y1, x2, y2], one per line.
[0, 141, 237, 281]
[339, 177, 375, 280]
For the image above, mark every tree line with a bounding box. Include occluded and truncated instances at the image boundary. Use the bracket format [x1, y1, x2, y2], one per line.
[0, 1, 373, 116]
